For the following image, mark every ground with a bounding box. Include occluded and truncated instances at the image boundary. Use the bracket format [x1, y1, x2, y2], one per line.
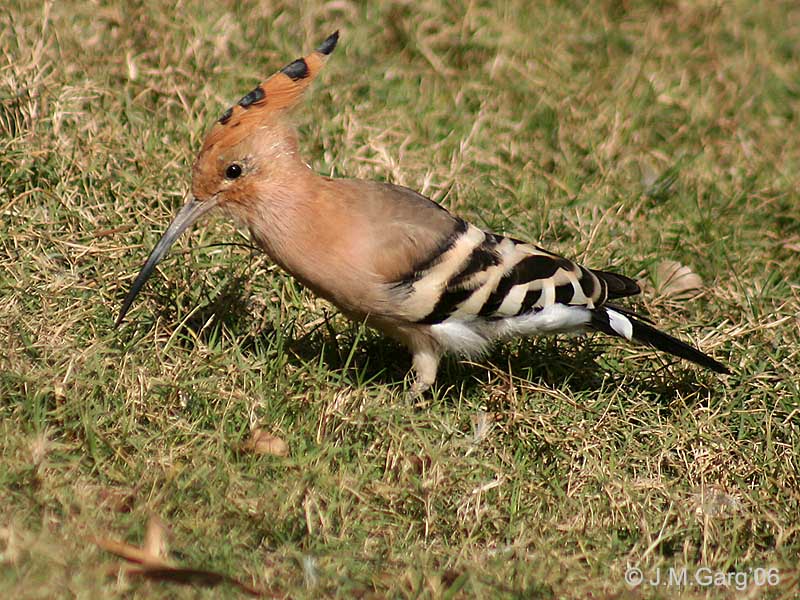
[1, 0, 799, 598]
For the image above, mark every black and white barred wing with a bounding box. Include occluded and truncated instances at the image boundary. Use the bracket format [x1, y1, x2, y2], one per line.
[392, 221, 728, 372]
[397, 221, 636, 325]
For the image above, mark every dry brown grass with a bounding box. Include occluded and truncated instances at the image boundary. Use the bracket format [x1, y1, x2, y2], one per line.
[1, 0, 799, 598]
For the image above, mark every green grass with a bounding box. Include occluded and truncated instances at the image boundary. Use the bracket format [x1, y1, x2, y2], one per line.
[2, 0, 799, 597]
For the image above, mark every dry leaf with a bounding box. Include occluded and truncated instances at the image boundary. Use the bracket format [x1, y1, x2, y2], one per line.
[92, 514, 171, 568]
[92, 536, 171, 569]
[91, 515, 270, 597]
[240, 429, 289, 457]
[142, 514, 170, 563]
[653, 260, 703, 300]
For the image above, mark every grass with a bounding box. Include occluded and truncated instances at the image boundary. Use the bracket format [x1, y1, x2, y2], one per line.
[1, 0, 799, 597]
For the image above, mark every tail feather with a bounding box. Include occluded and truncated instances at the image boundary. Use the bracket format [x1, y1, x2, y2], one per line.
[591, 269, 641, 299]
[591, 307, 729, 374]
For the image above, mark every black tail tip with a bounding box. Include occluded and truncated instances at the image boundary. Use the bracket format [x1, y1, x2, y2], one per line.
[594, 307, 731, 375]
[317, 31, 339, 56]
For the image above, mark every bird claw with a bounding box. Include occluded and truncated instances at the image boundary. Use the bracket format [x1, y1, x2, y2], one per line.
[404, 378, 431, 404]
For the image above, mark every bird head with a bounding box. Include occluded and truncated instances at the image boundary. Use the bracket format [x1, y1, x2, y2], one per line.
[115, 31, 339, 326]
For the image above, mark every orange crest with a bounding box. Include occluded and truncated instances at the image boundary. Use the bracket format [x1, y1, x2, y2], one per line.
[200, 31, 339, 152]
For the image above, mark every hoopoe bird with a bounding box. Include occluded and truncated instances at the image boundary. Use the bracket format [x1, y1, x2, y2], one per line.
[116, 31, 728, 395]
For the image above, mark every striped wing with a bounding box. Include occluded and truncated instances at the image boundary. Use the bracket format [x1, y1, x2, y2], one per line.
[385, 214, 728, 374]
[396, 222, 639, 325]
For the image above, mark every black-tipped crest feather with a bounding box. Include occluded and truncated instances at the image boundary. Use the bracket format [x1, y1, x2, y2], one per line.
[317, 31, 339, 55]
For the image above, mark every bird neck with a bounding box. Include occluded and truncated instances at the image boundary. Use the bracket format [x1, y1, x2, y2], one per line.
[240, 167, 375, 309]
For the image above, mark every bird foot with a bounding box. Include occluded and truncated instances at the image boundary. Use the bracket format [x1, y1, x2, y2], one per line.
[404, 378, 431, 404]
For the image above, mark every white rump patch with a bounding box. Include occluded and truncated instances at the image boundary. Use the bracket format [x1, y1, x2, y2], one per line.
[430, 304, 592, 356]
[607, 309, 633, 340]
[429, 320, 492, 357]
[500, 304, 592, 336]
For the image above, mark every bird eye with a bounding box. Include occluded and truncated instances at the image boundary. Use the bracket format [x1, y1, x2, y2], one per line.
[225, 163, 243, 180]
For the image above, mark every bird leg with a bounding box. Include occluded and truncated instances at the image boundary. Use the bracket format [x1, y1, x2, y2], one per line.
[407, 345, 441, 399]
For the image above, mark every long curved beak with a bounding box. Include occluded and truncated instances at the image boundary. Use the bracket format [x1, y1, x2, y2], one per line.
[115, 196, 217, 327]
